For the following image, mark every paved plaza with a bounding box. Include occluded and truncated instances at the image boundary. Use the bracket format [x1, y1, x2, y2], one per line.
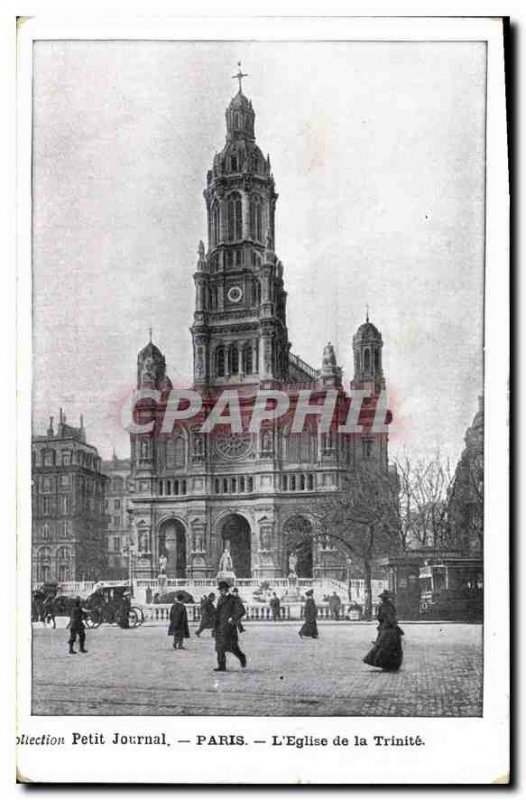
[32, 621, 482, 717]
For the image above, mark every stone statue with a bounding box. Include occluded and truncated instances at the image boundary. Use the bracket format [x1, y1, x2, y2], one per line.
[159, 554, 168, 575]
[219, 545, 233, 573]
[288, 552, 298, 576]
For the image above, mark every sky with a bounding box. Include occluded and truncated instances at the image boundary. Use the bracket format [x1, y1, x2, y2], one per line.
[31, 40, 486, 466]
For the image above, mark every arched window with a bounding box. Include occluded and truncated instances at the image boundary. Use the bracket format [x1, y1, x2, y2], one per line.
[287, 429, 315, 463]
[364, 348, 371, 372]
[215, 346, 226, 377]
[174, 437, 185, 467]
[374, 350, 380, 370]
[212, 202, 220, 246]
[229, 343, 239, 375]
[231, 155, 238, 172]
[227, 193, 242, 241]
[234, 113, 240, 130]
[243, 343, 253, 374]
[249, 195, 263, 242]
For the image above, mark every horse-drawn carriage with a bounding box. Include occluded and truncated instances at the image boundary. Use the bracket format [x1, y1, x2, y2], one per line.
[82, 583, 144, 628]
[32, 582, 144, 629]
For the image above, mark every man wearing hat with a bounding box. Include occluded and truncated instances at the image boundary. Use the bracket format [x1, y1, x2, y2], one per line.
[67, 598, 88, 654]
[117, 590, 132, 629]
[298, 589, 319, 639]
[213, 581, 247, 671]
[168, 591, 190, 650]
[195, 592, 216, 637]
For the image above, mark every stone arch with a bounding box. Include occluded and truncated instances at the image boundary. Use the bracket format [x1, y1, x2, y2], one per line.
[282, 513, 316, 578]
[215, 510, 252, 578]
[158, 516, 187, 579]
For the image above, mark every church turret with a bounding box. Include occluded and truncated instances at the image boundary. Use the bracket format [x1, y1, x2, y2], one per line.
[137, 333, 171, 390]
[351, 312, 385, 393]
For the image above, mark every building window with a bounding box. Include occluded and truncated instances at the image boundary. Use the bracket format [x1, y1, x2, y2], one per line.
[249, 194, 263, 242]
[61, 451, 71, 466]
[61, 495, 70, 514]
[362, 439, 373, 458]
[364, 348, 371, 372]
[114, 499, 121, 510]
[113, 537, 121, 552]
[229, 343, 239, 375]
[227, 192, 242, 241]
[214, 478, 220, 494]
[41, 477, 52, 493]
[215, 346, 226, 377]
[41, 524, 50, 541]
[308, 474, 314, 490]
[243, 343, 253, 374]
[247, 477, 254, 492]
[60, 474, 70, 488]
[42, 497, 50, 515]
[113, 516, 120, 527]
[212, 201, 220, 247]
[43, 450, 55, 467]
[231, 155, 238, 172]
[60, 521, 70, 538]
[282, 474, 288, 491]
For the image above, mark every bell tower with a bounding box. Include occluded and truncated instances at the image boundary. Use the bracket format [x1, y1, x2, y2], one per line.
[191, 66, 290, 389]
[351, 311, 385, 394]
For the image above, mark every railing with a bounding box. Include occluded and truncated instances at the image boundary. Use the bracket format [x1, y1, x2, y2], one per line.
[140, 601, 376, 623]
[289, 352, 319, 382]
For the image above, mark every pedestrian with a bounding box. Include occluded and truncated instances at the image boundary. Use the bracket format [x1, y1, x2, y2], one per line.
[68, 598, 87, 654]
[213, 581, 247, 671]
[195, 592, 216, 637]
[299, 589, 319, 639]
[168, 591, 190, 650]
[363, 590, 404, 672]
[117, 591, 131, 629]
[269, 592, 281, 621]
[329, 591, 342, 621]
[231, 587, 246, 633]
[42, 592, 56, 629]
[145, 585, 153, 605]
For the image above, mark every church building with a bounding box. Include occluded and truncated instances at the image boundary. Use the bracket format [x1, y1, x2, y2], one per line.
[128, 72, 392, 584]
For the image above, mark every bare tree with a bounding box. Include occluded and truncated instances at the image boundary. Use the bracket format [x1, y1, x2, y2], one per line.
[410, 454, 454, 550]
[314, 463, 400, 620]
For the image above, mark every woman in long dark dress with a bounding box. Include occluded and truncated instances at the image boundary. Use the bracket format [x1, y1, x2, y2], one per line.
[363, 590, 404, 671]
[299, 590, 319, 639]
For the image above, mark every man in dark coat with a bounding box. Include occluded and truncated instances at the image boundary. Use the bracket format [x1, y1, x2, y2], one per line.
[117, 591, 131, 629]
[270, 592, 281, 621]
[68, 598, 87, 654]
[231, 587, 246, 633]
[168, 592, 190, 650]
[214, 581, 247, 671]
[299, 589, 319, 639]
[329, 591, 342, 621]
[195, 593, 216, 637]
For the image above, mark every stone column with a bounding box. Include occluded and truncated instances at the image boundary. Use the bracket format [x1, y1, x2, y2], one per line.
[242, 191, 250, 239]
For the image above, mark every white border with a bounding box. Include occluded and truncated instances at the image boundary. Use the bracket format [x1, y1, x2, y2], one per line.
[15, 14, 509, 785]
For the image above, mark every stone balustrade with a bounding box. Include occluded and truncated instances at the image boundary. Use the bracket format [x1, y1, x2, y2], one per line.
[140, 601, 372, 623]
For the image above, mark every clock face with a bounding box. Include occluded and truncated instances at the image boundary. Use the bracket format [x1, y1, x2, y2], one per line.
[227, 285, 243, 304]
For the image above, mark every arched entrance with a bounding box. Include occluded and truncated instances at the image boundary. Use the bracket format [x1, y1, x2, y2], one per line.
[159, 519, 186, 579]
[283, 515, 313, 578]
[220, 514, 251, 578]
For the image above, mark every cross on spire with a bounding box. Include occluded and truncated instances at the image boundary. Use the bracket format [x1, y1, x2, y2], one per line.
[366, 304, 370, 323]
[232, 61, 248, 93]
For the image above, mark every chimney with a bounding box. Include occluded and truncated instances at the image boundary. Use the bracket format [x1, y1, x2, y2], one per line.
[47, 416, 54, 438]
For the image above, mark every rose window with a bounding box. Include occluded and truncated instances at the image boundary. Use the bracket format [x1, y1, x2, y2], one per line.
[213, 432, 253, 461]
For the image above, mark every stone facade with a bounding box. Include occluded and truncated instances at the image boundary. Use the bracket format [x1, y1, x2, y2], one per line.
[32, 410, 108, 583]
[128, 83, 392, 583]
[101, 454, 132, 579]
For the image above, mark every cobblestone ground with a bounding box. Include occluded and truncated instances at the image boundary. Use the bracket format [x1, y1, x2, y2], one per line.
[32, 621, 482, 717]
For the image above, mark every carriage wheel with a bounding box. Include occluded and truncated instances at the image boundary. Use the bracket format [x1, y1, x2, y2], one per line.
[129, 607, 143, 628]
[85, 612, 101, 629]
